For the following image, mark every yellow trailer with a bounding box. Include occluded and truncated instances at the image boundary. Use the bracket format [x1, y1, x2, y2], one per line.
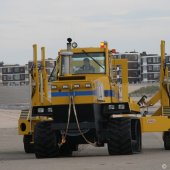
[139, 41, 170, 149]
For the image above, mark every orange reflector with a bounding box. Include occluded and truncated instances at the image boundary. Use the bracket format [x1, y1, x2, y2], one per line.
[100, 42, 105, 48]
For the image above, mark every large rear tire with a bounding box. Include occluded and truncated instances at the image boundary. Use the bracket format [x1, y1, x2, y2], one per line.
[107, 117, 142, 155]
[163, 131, 170, 150]
[34, 121, 59, 158]
[23, 135, 34, 153]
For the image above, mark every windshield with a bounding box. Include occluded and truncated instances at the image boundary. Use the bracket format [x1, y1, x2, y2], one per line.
[61, 52, 105, 75]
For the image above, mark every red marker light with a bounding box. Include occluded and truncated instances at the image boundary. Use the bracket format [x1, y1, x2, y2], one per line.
[112, 49, 116, 53]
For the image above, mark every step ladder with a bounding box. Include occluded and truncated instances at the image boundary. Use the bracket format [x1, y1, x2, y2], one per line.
[19, 109, 29, 119]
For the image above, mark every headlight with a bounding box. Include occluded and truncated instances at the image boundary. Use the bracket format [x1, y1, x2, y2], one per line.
[118, 104, 125, 110]
[38, 108, 44, 113]
[108, 105, 115, 110]
[62, 85, 69, 89]
[74, 84, 80, 88]
[48, 107, 53, 112]
[51, 85, 57, 89]
[85, 83, 91, 88]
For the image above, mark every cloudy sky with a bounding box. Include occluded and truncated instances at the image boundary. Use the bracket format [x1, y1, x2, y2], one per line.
[0, 0, 170, 64]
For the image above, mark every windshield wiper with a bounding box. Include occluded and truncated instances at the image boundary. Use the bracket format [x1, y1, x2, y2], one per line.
[82, 50, 105, 69]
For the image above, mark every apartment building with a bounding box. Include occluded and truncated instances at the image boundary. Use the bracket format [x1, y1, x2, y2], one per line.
[140, 52, 160, 83]
[140, 52, 170, 82]
[0, 58, 56, 86]
[1, 53, 170, 85]
[0, 64, 29, 86]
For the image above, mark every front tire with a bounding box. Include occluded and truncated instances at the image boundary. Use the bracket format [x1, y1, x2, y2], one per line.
[34, 121, 59, 158]
[107, 117, 142, 155]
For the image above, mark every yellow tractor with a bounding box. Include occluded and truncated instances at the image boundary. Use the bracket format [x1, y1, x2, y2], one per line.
[18, 38, 170, 158]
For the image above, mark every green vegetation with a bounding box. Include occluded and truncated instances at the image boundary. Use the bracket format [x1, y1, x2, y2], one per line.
[129, 85, 159, 97]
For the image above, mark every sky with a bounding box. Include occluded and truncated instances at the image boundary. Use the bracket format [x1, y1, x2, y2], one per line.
[0, 0, 170, 64]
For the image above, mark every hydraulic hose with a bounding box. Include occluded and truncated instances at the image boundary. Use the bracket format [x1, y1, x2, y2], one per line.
[61, 95, 96, 147]
[61, 96, 72, 144]
[71, 96, 96, 147]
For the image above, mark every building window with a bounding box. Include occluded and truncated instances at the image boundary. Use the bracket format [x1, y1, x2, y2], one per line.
[2, 68, 8, 74]
[148, 65, 153, 71]
[13, 74, 20, 81]
[7, 75, 13, 81]
[3, 75, 13, 81]
[153, 57, 160, 63]
[148, 74, 153, 80]
[20, 74, 25, 80]
[153, 65, 160, 71]
[2, 75, 7, 81]
[19, 67, 25, 73]
[153, 73, 159, 79]
[128, 71, 138, 77]
[147, 58, 152, 63]
[127, 54, 138, 61]
[14, 67, 20, 73]
[128, 63, 138, 69]
[133, 72, 138, 77]
[8, 68, 13, 73]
